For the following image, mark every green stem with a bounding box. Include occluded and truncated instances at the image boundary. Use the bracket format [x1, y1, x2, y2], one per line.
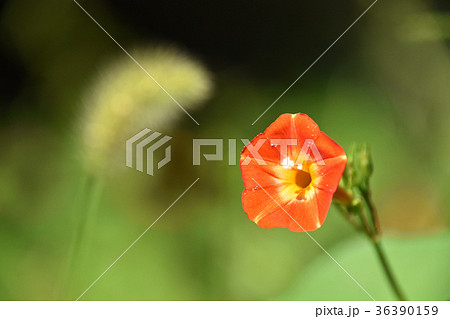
[372, 239, 406, 301]
[61, 175, 103, 299]
[358, 208, 374, 237]
[336, 204, 365, 233]
[361, 188, 406, 301]
[361, 189, 381, 236]
[334, 186, 407, 301]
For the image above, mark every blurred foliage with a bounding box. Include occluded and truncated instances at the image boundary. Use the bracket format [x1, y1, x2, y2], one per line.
[0, 0, 449, 300]
[280, 233, 450, 300]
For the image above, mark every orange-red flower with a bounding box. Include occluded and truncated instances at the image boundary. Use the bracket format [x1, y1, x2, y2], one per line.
[240, 113, 346, 232]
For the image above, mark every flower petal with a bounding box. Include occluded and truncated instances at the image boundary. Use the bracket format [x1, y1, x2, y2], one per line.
[241, 133, 281, 165]
[256, 205, 291, 229]
[285, 189, 322, 232]
[264, 113, 320, 161]
[314, 188, 334, 225]
[313, 131, 346, 160]
[264, 113, 320, 141]
[241, 133, 298, 189]
[309, 156, 347, 193]
[242, 183, 298, 226]
[248, 186, 324, 232]
[240, 159, 296, 189]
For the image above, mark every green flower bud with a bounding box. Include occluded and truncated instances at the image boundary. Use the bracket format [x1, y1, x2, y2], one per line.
[357, 142, 373, 180]
[342, 143, 374, 192]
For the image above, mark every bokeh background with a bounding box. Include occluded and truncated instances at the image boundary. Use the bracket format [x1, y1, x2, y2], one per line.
[1, 0, 449, 300]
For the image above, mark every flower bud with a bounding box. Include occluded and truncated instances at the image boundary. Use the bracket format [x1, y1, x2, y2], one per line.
[357, 142, 373, 180]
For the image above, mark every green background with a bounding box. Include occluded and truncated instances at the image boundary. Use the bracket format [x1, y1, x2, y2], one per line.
[0, 0, 449, 300]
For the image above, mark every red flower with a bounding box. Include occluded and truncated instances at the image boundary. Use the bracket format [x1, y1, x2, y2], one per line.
[240, 113, 346, 232]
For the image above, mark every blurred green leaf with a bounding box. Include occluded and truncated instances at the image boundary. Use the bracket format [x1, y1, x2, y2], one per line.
[280, 232, 450, 300]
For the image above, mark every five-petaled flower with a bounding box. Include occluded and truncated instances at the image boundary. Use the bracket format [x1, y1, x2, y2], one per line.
[240, 113, 347, 232]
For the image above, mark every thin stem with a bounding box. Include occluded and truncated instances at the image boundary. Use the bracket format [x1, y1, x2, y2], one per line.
[336, 205, 366, 233]
[361, 188, 406, 301]
[62, 175, 103, 299]
[54, 175, 89, 300]
[361, 189, 381, 236]
[334, 185, 407, 300]
[358, 208, 374, 237]
[372, 239, 406, 301]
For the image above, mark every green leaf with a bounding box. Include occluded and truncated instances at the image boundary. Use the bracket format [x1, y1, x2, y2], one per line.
[280, 232, 450, 300]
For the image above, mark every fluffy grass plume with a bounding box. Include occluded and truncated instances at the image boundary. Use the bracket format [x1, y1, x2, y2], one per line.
[80, 45, 213, 172]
